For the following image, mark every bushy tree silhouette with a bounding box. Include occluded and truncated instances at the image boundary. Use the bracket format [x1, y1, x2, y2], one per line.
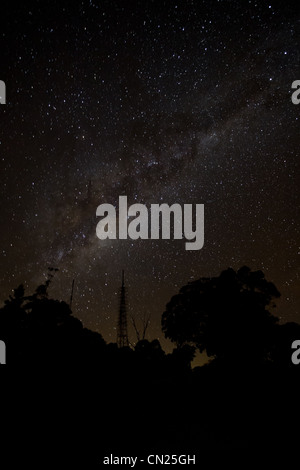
[134, 339, 165, 376]
[162, 266, 280, 367]
[0, 273, 106, 364]
[1, 266, 298, 373]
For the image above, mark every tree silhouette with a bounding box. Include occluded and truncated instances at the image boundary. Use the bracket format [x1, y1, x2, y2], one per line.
[162, 266, 280, 367]
[0, 284, 27, 356]
[135, 338, 165, 363]
[1, 266, 297, 372]
[0, 274, 106, 364]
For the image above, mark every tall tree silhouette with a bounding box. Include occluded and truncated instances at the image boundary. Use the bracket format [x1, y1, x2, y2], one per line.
[162, 266, 280, 367]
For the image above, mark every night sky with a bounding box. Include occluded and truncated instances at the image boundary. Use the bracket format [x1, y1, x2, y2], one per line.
[1, 0, 299, 358]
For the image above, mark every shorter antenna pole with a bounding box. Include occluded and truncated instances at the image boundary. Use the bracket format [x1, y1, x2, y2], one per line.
[70, 278, 75, 309]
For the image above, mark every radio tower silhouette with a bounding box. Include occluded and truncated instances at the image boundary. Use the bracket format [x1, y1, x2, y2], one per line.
[117, 270, 129, 348]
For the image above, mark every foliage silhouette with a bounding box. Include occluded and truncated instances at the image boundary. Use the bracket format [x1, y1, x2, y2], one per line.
[162, 266, 281, 367]
[0, 276, 105, 364]
[0, 265, 298, 375]
[1, 267, 300, 461]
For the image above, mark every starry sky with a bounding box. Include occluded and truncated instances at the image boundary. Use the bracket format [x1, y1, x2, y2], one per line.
[0, 0, 299, 356]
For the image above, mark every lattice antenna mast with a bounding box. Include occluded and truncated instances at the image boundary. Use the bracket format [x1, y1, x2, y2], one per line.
[117, 270, 129, 348]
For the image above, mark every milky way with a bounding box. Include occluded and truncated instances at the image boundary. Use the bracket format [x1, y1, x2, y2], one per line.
[0, 1, 299, 357]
